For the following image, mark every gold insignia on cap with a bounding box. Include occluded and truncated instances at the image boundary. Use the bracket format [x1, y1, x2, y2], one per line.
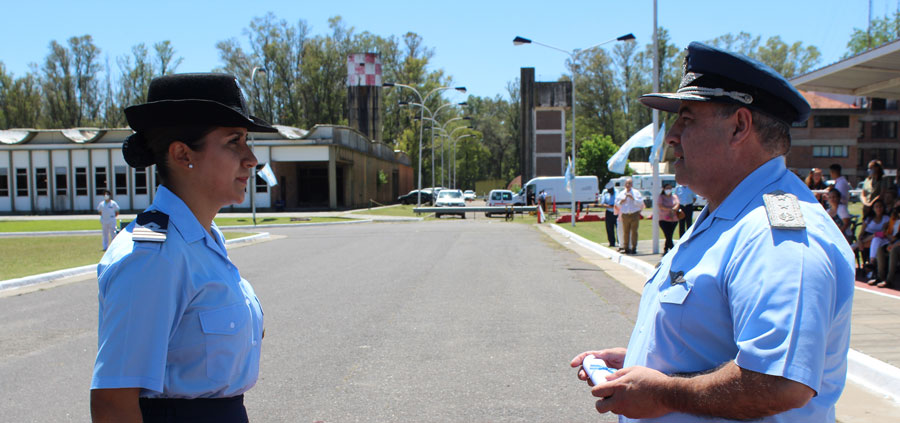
[763, 190, 805, 230]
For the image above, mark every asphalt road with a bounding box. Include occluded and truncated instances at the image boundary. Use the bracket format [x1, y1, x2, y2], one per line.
[0, 220, 641, 422]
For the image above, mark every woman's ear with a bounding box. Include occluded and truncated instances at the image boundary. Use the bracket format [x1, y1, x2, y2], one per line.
[168, 141, 193, 170]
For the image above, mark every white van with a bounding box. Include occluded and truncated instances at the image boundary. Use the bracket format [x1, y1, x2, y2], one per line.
[513, 176, 599, 207]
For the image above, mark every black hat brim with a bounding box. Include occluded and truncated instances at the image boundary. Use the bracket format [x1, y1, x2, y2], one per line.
[639, 92, 713, 114]
[125, 99, 277, 133]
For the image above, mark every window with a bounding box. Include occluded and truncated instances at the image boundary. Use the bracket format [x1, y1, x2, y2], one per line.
[16, 168, 27, 197]
[134, 167, 148, 195]
[35, 168, 48, 196]
[870, 98, 898, 110]
[0, 168, 8, 197]
[813, 115, 849, 128]
[75, 167, 88, 195]
[812, 146, 830, 157]
[95, 166, 107, 195]
[831, 146, 849, 158]
[791, 119, 808, 128]
[255, 165, 268, 193]
[871, 121, 898, 139]
[115, 166, 128, 195]
[55, 167, 67, 196]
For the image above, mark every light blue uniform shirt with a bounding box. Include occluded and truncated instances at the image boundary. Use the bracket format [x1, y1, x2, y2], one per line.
[602, 191, 616, 207]
[622, 157, 854, 422]
[92, 185, 264, 399]
[674, 184, 695, 206]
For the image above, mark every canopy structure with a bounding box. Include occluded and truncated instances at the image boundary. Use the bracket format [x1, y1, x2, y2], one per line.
[791, 39, 900, 99]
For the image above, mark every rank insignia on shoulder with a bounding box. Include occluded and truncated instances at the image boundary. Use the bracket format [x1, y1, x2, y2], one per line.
[133, 210, 169, 242]
[763, 190, 805, 230]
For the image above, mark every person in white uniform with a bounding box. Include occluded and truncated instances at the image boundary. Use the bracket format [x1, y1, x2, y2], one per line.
[571, 42, 855, 422]
[96, 190, 119, 251]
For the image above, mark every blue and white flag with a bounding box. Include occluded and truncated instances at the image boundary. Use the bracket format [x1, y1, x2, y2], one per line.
[649, 122, 667, 164]
[607, 123, 657, 174]
[565, 157, 574, 193]
[258, 162, 278, 187]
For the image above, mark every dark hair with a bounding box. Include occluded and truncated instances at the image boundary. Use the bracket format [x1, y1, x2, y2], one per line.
[122, 125, 214, 184]
[868, 160, 884, 180]
[715, 104, 791, 156]
[102, 189, 111, 197]
[829, 163, 841, 174]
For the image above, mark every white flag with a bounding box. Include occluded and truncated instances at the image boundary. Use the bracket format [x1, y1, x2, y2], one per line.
[565, 157, 574, 193]
[258, 162, 278, 187]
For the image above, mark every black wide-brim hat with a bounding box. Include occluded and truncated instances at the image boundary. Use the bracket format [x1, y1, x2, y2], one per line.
[639, 42, 811, 125]
[124, 73, 277, 133]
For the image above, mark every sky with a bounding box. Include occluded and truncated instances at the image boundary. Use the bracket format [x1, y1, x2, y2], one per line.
[1, 0, 895, 99]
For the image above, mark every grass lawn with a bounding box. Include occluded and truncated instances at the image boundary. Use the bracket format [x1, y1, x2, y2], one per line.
[1, 232, 258, 280]
[0, 216, 352, 233]
[552, 216, 681, 246]
[0, 220, 102, 232]
[352, 204, 421, 217]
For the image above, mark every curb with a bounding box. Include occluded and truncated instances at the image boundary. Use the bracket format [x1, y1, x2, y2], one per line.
[548, 223, 900, 404]
[550, 224, 656, 277]
[847, 349, 900, 404]
[0, 232, 271, 292]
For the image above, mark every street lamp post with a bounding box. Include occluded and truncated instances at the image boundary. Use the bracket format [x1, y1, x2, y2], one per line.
[451, 133, 475, 188]
[514, 33, 634, 226]
[249, 66, 267, 226]
[383, 83, 466, 209]
[433, 101, 467, 187]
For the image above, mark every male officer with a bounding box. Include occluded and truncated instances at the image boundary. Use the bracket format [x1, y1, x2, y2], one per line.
[571, 42, 855, 422]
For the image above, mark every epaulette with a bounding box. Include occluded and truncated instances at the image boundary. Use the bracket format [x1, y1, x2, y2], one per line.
[762, 190, 805, 230]
[133, 210, 169, 242]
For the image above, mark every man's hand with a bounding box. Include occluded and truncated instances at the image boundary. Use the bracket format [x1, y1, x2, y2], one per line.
[591, 366, 674, 419]
[570, 348, 626, 384]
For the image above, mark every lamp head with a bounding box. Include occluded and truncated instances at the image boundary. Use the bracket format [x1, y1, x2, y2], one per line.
[617, 33, 636, 42]
[458, 101, 468, 106]
[383, 82, 395, 87]
[454, 86, 467, 93]
[513, 36, 532, 46]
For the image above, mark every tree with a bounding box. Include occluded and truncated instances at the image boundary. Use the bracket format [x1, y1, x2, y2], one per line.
[41, 40, 78, 128]
[706, 34, 820, 78]
[0, 63, 41, 128]
[575, 134, 620, 187]
[846, 12, 900, 56]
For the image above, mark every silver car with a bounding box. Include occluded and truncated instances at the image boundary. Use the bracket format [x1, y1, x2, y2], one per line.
[434, 189, 466, 218]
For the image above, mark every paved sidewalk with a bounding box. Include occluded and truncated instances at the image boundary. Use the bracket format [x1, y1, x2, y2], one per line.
[543, 224, 900, 421]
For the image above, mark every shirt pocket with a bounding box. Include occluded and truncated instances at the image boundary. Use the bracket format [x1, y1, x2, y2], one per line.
[199, 301, 250, 382]
[649, 273, 693, 356]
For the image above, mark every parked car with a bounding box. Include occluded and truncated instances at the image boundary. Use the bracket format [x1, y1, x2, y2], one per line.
[434, 189, 466, 218]
[463, 190, 476, 201]
[485, 189, 515, 217]
[398, 189, 432, 205]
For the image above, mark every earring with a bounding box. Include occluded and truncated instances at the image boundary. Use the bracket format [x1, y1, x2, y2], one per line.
[188, 164, 194, 169]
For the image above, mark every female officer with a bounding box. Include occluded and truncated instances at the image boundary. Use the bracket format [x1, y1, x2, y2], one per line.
[90, 73, 276, 423]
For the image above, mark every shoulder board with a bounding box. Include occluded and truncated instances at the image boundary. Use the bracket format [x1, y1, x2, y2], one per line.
[762, 190, 805, 230]
[133, 210, 169, 242]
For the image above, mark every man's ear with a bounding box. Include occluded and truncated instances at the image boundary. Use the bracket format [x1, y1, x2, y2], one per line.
[168, 141, 193, 170]
[731, 107, 753, 144]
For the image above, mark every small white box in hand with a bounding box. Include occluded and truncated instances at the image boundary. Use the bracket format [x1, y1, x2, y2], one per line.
[582, 354, 615, 385]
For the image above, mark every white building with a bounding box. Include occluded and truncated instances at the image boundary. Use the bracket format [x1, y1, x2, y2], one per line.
[0, 125, 412, 214]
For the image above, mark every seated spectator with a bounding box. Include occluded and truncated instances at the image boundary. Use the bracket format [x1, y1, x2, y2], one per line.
[826, 188, 852, 243]
[856, 199, 890, 274]
[870, 199, 900, 288]
[805, 167, 827, 205]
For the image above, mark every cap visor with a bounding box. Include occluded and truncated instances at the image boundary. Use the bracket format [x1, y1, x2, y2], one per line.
[639, 92, 711, 113]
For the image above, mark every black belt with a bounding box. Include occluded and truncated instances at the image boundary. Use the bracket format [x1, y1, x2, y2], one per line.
[139, 394, 247, 423]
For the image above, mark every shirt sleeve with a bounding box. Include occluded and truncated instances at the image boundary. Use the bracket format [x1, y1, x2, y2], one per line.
[837, 205, 851, 220]
[725, 224, 835, 393]
[92, 244, 186, 392]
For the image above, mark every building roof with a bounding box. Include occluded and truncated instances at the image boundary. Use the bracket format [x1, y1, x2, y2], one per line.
[791, 38, 900, 99]
[800, 91, 859, 110]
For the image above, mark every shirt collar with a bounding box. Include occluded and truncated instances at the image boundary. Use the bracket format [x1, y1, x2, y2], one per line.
[691, 156, 786, 235]
[150, 185, 210, 244]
